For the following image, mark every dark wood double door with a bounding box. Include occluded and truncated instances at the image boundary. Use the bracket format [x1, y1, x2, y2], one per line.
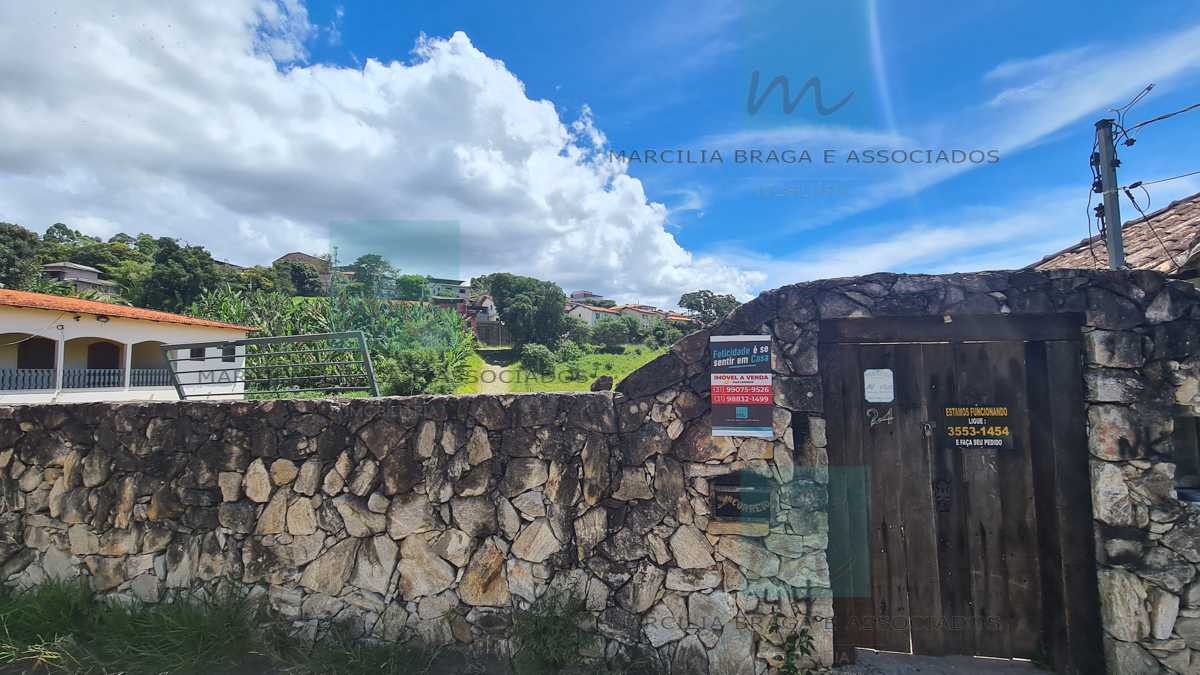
[818, 316, 1102, 673]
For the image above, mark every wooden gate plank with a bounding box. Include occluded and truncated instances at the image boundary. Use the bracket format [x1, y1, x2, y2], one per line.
[989, 341, 1043, 659]
[859, 344, 911, 653]
[953, 343, 1013, 659]
[839, 344, 878, 652]
[1044, 340, 1105, 674]
[822, 342, 868, 658]
[894, 345, 943, 656]
[1025, 341, 1069, 670]
[922, 343, 975, 656]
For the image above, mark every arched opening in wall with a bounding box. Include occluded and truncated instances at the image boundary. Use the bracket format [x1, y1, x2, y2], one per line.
[63, 337, 125, 388]
[131, 341, 171, 387]
[0, 334, 56, 390]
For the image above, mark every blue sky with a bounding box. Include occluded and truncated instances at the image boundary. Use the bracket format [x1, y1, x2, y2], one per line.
[309, 0, 1200, 287]
[2, 1, 1199, 306]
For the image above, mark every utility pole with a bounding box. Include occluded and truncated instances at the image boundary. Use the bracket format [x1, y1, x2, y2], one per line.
[1095, 119, 1126, 269]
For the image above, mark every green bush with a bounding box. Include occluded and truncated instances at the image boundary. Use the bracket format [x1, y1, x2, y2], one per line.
[519, 343, 557, 376]
[556, 339, 584, 363]
[590, 316, 629, 352]
[511, 590, 595, 675]
[0, 581, 438, 675]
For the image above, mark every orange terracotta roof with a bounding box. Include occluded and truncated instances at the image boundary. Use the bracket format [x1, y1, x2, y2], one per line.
[565, 302, 621, 314]
[1030, 190, 1200, 273]
[0, 289, 256, 331]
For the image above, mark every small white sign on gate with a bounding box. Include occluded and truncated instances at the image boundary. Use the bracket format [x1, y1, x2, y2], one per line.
[863, 369, 895, 403]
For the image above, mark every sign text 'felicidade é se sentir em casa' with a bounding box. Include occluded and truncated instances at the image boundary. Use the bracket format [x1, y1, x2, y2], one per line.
[710, 335, 773, 438]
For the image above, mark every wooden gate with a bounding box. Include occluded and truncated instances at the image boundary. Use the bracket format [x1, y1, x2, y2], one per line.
[818, 315, 1102, 673]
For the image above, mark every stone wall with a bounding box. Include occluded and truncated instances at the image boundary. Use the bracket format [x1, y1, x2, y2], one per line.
[0, 391, 826, 674]
[620, 268, 1200, 674]
[3, 268, 1199, 674]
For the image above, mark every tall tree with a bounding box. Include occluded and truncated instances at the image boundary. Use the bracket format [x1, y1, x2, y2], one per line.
[482, 272, 568, 346]
[139, 237, 221, 311]
[394, 274, 427, 300]
[0, 222, 41, 289]
[348, 254, 396, 297]
[273, 260, 323, 296]
[678, 289, 740, 326]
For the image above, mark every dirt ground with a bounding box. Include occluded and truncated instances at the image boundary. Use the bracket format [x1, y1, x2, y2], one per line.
[836, 650, 1048, 674]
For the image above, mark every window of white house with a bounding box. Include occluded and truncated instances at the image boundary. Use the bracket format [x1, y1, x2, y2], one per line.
[189, 347, 205, 361]
[221, 346, 235, 363]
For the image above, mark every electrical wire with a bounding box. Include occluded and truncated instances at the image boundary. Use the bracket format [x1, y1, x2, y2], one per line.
[0, 313, 67, 348]
[1122, 185, 1182, 271]
[1112, 84, 1154, 146]
[1129, 102, 1200, 133]
[1085, 139, 1104, 264]
[1127, 170, 1200, 189]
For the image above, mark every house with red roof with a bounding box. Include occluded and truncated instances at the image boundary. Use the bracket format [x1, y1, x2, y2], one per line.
[0, 290, 255, 403]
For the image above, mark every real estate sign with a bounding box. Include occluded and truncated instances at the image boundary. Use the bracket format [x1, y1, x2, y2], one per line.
[710, 334, 773, 437]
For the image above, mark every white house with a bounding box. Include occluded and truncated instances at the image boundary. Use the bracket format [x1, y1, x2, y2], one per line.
[0, 289, 254, 403]
[565, 301, 621, 326]
[42, 262, 119, 295]
[617, 304, 667, 329]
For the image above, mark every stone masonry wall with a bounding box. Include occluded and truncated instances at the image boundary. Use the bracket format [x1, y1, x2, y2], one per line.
[619, 268, 1200, 674]
[0, 391, 827, 675]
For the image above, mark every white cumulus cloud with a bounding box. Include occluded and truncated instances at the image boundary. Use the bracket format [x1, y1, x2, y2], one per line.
[0, 1, 762, 307]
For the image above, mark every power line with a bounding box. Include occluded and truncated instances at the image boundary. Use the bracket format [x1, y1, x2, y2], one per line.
[1126, 170, 1200, 189]
[1128, 101, 1200, 133]
[1112, 84, 1153, 146]
[1122, 185, 1181, 270]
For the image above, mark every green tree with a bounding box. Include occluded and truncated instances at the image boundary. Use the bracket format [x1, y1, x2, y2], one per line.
[394, 274, 427, 300]
[590, 316, 630, 352]
[348, 254, 396, 297]
[139, 238, 221, 311]
[648, 319, 686, 347]
[0, 222, 41, 289]
[579, 298, 616, 308]
[102, 259, 153, 306]
[273, 260, 323, 296]
[678, 289, 740, 326]
[481, 273, 568, 347]
[561, 316, 590, 345]
[620, 315, 644, 343]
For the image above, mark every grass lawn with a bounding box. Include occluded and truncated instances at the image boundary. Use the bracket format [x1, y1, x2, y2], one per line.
[454, 350, 485, 394]
[509, 344, 665, 393]
[0, 581, 435, 675]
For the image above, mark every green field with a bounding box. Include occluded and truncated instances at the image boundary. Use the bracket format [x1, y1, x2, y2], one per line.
[458, 344, 664, 394]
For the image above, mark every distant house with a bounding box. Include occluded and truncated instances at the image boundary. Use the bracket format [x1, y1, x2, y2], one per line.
[0, 289, 254, 403]
[41, 262, 118, 295]
[426, 278, 470, 301]
[617, 304, 668, 329]
[272, 252, 347, 290]
[665, 312, 699, 327]
[570, 290, 610, 304]
[1030, 190, 1200, 276]
[565, 301, 622, 326]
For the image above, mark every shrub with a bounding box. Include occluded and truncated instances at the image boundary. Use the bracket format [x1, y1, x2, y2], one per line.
[511, 590, 595, 675]
[376, 350, 440, 396]
[562, 316, 591, 345]
[519, 343, 557, 376]
[556, 339, 584, 363]
[590, 316, 629, 352]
